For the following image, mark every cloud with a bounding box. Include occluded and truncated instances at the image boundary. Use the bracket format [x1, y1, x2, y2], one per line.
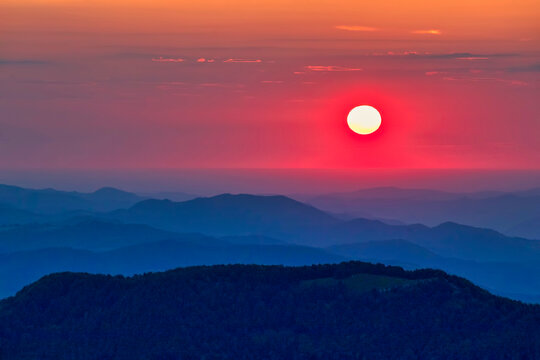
[371, 52, 515, 60]
[506, 63, 540, 72]
[195, 58, 216, 63]
[305, 65, 362, 72]
[223, 59, 263, 63]
[155, 82, 188, 91]
[376, 51, 422, 56]
[437, 52, 516, 59]
[509, 80, 528, 86]
[456, 57, 489, 60]
[147, 57, 274, 64]
[426, 66, 528, 87]
[335, 25, 378, 32]
[440, 75, 528, 86]
[152, 57, 184, 63]
[412, 29, 441, 35]
[152, 57, 261, 64]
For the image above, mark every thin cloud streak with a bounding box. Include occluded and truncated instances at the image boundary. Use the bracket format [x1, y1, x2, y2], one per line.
[305, 65, 362, 72]
[456, 57, 489, 60]
[152, 57, 185, 63]
[151, 57, 265, 64]
[430, 74, 529, 86]
[224, 59, 263, 63]
[335, 25, 378, 32]
[412, 29, 442, 35]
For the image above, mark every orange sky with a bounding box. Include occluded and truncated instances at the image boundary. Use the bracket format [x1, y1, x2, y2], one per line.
[3, 0, 538, 46]
[0, 0, 539, 171]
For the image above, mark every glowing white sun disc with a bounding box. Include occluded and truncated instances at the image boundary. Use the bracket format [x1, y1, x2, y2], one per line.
[347, 105, 382, 135]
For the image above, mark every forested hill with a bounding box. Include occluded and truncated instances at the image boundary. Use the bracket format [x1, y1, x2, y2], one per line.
[1, 262, 539, 359]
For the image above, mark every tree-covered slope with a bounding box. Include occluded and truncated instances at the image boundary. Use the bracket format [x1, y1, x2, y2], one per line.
[0, 262, 538, 360]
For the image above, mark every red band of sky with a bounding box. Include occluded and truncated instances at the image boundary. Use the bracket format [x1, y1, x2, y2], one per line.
[0, 0, 538, 170]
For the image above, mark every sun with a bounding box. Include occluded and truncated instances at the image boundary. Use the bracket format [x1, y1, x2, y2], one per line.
[347, 105, 382, 135]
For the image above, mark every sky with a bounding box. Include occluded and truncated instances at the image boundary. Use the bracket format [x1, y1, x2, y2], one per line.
[0, 0, 539, 191]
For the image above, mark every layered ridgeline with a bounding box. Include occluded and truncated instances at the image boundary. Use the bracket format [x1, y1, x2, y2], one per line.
[0, 184, 146, 214]
[1, 191, 540, 301]
[1, 183, 538, 238]
[110, 194, 338, 241]
[302, 186, 540, 239]
[0, 262, 539, 360]
[109, 194, 540, 259]
[0, 233, 345, 299]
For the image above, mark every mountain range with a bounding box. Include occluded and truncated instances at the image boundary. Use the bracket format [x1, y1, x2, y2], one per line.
[0, 238, 344, 298]
[301, 186, 540, 239]
[110, 194, 338, 241]
[1, 215, 540, 301]
[0, 184, 144, 214]
[1, 184, 540, 303]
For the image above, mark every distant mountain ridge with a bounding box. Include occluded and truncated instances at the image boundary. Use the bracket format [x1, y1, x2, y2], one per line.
[307, 186, 499, 201]
[0, 202, 44, 225]
[303, 186, 540, 239]
[507, 216, 540, 239]
[2, 183, 538, 239]
[112, 193, 338, 238]
[137, 191, 197, 202]
[0, 238, 345, 298]
[108, 194, 540, 262]
[1, 189, 538, 264]
[0, 184, 144, 213]
[0, 219, 179, 253]
[1, 185, 540, 303]
[327, 219, 540, 262]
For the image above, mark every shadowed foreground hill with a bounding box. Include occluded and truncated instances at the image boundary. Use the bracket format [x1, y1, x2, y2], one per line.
[327, 239, 540, 302]
[1, 262, 539, 360]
